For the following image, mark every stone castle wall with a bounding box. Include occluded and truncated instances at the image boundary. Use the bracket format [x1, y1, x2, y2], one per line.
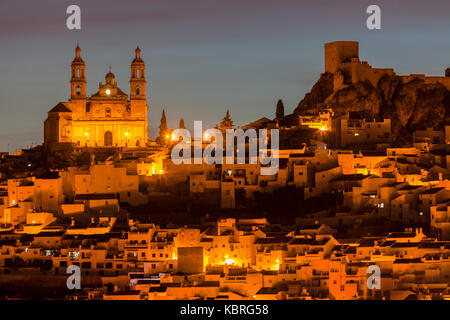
[325, 41, 450, 91]
[324, 41, 359, 74]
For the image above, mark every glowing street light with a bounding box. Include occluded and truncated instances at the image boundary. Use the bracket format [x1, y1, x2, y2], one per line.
[224, 258, 235, 265]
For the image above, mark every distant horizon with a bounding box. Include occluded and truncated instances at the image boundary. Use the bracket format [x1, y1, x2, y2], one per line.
[1, 0, 450, 152]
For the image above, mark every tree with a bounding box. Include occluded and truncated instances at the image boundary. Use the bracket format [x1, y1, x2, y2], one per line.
[235, 188, 247, 208]
[11, 257, 25, 270]
[159, 109, 168, 140]
[218, 109, 234, 131]
[276, 99, 285, 121]
[40, 259, 53, 271]
[31, 259, 43, 268]
[179, 118, 185, 129]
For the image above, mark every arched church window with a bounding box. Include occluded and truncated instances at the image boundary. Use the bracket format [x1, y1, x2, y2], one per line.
[105, 108, 111, 118]
[136, 86, 140, 95]
[104, 131, 113, 147]
[77, 69, 80, 77]
[62, 126, 69, 137]
[76, 86, 81, 95]
[136, 69, 140, 78]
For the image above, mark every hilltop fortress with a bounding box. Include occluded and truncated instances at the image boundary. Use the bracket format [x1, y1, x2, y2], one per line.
[325, 41, 450, 92]
[294, 41, 450, 143]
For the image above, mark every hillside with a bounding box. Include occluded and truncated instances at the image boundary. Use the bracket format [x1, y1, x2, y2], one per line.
[293, 73, 450, 144]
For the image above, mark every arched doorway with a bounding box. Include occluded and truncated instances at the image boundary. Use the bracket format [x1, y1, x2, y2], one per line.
[104, 131, 113, 147]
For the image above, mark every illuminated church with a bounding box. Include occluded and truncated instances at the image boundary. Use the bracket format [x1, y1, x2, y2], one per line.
[44, 45, 148, 148]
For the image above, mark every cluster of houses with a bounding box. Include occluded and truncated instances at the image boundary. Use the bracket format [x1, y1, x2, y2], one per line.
[2, 108, 450, 299]
[0, 215, 449, 300]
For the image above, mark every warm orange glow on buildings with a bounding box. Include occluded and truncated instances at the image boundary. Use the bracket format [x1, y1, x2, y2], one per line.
[44, 46, 148, 148]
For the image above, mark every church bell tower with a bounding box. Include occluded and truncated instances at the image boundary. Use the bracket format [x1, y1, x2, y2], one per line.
[70, 44, 86, 99]
[129, 46, 148, 120]
[130, 46, 147, 100]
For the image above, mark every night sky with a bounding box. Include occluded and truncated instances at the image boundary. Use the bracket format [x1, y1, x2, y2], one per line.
[1, 0, 450, 152]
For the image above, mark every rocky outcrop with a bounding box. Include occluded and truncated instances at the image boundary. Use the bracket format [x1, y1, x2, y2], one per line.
[293, 73, 450, 144]
[324, 80, 381, 116]
[295, 73, 334, 113]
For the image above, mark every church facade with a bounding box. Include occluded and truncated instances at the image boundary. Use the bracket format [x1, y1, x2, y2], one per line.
[44, 45, 148, 148]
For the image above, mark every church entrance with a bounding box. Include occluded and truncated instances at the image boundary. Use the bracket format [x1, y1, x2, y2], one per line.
[104, 131, 113, 147]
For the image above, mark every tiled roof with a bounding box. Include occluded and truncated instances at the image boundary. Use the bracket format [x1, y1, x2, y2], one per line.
[49, 102, 72, 113]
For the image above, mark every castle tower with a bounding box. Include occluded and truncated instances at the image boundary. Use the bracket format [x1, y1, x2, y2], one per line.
[324, 41, 359, 74]
[70, 44, 86, 99]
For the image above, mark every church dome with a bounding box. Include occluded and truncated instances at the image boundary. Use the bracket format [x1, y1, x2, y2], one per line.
[105, 71, 116, 85]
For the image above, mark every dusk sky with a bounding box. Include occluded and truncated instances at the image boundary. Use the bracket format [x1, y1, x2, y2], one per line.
[1, 0, 450, 152]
